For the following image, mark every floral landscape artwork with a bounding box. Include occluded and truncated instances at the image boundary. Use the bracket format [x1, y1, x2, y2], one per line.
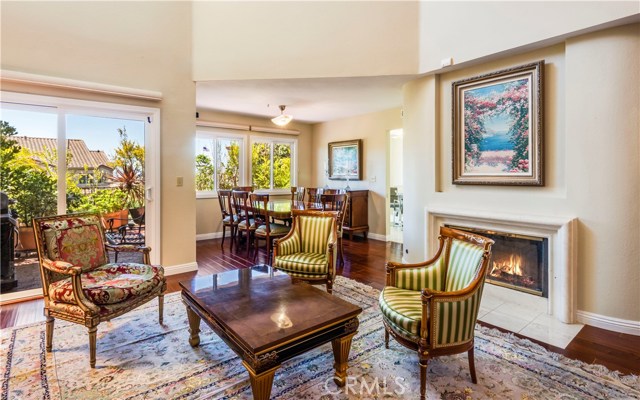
[452, 61, 544, 185]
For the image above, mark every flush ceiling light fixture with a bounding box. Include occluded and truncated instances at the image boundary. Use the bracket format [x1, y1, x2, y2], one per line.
[271, 105, 293, 126]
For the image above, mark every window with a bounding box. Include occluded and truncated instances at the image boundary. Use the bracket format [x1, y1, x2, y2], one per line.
[251, 137, 295, 192]
[195, 132, 244, 196]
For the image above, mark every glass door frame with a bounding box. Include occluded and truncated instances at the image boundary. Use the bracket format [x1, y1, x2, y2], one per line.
[0, 91, 161, 302]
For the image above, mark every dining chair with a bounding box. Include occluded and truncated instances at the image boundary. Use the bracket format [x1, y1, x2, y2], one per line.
[305, 187, 322, 203]
[291, 186, 305, 202]
[231, 190, 255, 255]
[379, 227, 494, 399]
[320, 193, 348, 266]
[323, 188, 346, 195]
[250, 193, 291, 263]
[217, 189, 236, 249]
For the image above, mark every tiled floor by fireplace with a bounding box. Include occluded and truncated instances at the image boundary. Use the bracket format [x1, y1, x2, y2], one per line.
[479, 284, 584, 348]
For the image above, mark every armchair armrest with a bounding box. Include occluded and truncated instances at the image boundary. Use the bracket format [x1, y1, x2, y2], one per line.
[42, 258, 82, 275]
[106, 244, 151, 254]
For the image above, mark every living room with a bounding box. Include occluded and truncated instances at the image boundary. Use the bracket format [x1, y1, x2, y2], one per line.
[1, 1, 639, 399]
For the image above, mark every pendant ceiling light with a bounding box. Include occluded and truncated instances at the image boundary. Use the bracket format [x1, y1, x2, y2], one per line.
[271, 105, 293, 126]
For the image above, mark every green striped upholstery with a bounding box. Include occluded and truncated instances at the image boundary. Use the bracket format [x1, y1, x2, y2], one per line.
[444, 239, 485, 292]
[237, 219, 255, 229]
[284, 271, 328, 280]
[299, 216, 334, 254]
[433, 288, 483, 348]
[277, 231, 301, 256]
[274, 253, 328, 274]
[394, 246, 448, 291]
[379, 287, 423, 336]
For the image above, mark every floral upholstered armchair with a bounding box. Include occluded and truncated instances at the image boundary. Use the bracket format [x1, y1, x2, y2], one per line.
[379, 227, 493, 399]
[33, 213, 166, 368]
[272, 210, 338, 293]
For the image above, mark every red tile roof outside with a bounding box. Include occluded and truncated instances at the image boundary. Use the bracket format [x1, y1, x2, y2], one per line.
[13, 136, 113, 171]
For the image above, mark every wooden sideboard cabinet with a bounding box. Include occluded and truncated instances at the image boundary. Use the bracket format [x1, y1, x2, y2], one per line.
[343, 190, 369, 240]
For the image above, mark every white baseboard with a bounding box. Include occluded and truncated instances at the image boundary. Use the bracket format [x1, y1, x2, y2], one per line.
[367, 232, 386, 241]
[196, 232, 223, 241]
[164, 262, 198, 276]
[577, 310, 640, 336]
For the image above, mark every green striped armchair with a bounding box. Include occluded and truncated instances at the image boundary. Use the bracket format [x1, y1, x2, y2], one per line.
[379, 227, 493, 399]
[273, 210, 338, 293]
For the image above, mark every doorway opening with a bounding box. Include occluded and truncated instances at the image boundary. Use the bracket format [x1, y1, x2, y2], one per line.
[388, 129, 403, 243]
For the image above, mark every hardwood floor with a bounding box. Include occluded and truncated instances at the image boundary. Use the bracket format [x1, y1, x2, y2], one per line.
[2, 236, 639, 376]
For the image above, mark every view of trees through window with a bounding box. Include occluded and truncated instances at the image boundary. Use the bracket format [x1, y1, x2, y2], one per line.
[196, 134, 294, 193]
[251, 141, 292, 190]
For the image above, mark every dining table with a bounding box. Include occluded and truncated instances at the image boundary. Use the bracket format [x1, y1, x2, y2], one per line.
[251, 199, 322, 220]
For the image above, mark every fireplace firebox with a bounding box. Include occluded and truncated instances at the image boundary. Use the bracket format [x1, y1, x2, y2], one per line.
[447, 225, 549, 297]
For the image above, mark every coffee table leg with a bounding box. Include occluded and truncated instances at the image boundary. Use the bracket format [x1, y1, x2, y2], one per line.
[242, 361, 280, 400]
[186, 306, 201, 347]
[331, 332, 356, 386]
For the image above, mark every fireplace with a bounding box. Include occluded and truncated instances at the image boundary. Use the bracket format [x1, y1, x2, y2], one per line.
[448, 226, 549, 297]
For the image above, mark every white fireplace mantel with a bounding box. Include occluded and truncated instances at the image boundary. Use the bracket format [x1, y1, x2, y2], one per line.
[426, 206, 578, 323]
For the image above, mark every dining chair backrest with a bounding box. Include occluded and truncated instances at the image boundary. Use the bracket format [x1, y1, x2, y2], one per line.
[305, 187, 322, 203]
[233, 186, 254, 193]
[250, 193, 270, 230]
[231, 190, 251, 225]
[320, 193, 348, 228]
[217, 189, 233, 218]
[323, 189, 346, 195]
[291, 186, 305, 202]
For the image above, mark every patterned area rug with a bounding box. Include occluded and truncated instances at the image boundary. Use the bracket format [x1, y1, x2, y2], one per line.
[1, 276, 638, 399]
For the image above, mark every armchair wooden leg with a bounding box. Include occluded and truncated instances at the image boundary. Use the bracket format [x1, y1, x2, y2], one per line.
[338, 237, 344, 267]
[88, 326, 98, 368]
[419, 359, 428, 400]
[158, 294, 164, 324]
[468, 347, 477, 384]
[384, 329, 389, 349]
[45, 317, 54, 352]
[326, 276, 333, 294]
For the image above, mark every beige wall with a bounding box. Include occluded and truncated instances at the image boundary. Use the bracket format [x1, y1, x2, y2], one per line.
[192, 1, 419, 80]
[1, 1, 196, 269]
[311, 109, 403, 238]
[419, 1, 639, 73]
[195, 110, 313, 236]
[403, 24, 640, 321]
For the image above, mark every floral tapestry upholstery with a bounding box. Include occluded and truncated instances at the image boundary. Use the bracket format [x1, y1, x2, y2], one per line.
[49, 263, 164, 305]
[39, 215, 107, 271]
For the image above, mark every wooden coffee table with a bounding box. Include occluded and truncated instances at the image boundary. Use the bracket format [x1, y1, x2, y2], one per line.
[180, 266, 362, 400]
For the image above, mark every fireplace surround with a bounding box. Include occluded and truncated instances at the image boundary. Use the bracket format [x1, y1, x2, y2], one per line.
[427, 207, 577, 323]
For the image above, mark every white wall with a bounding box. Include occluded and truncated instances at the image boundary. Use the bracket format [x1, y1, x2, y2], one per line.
[419, 1, 639, 73]
[1, 1, 197, 269]
[403, 24, 640, 322]
[312, 109, 402, 237]
[389, 133, 403, 189]
[192, 1, 419, 80]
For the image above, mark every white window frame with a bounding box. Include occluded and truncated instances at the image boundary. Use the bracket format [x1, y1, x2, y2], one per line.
[195, 129, 246, 199]
[0, 91, 161, 302]
[249, 135, 297, 194]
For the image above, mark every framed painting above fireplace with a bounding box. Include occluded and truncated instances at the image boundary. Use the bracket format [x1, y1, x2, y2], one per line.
[452, 61, 544, 186]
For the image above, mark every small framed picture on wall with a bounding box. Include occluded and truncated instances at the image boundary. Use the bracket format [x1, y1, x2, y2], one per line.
[328, 139, 362, 180]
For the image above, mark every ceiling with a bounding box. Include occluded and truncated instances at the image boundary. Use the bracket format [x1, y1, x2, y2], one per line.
[196, 74, 418, 125]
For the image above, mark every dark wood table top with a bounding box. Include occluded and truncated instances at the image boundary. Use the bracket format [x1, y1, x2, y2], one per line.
[247, 199, 322, 219]
[179, 266, 362, 354]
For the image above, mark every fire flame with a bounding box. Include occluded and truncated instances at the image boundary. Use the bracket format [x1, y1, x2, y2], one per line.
[490, 254, 523, 277]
